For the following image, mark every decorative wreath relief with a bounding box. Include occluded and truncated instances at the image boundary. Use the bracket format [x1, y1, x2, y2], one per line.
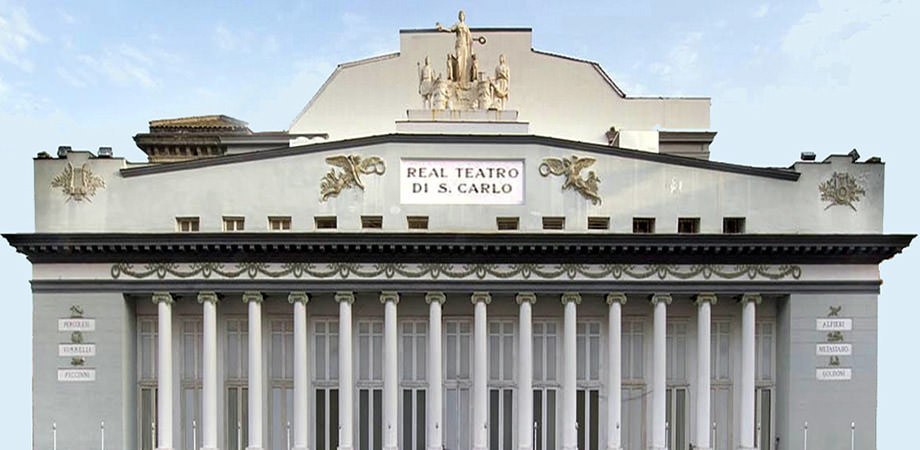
[819, 172, 865, 211]
[51, 162, 106, 202]
[320, 155, 386, 201]
[539, 155, 602, 205]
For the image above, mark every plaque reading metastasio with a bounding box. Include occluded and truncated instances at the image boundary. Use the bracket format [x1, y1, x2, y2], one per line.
[816, 343, 852, 356]
[401, 159, 524, 204]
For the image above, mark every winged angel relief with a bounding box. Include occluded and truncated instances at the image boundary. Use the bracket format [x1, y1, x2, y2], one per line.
[51, 162, 106, 202]
[539, 156, 602, 205]
[320, 155, 386, 201]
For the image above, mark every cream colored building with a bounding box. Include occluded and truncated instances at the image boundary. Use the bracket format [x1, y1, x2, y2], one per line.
[5, 12, 913, 450]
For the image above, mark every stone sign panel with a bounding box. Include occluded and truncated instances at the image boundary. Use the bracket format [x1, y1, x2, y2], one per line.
[57, 368, 96, 382]
[58, 344, 96, 357]
[816, 343, 852, 356]
[816, 318, 852, 331]
[816, 367, 852, 381]
[58, 318, 95, 332]
[400, 159, 525, 205]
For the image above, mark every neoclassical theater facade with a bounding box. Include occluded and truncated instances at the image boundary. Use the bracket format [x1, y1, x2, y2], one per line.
[5, 12, 913, 450]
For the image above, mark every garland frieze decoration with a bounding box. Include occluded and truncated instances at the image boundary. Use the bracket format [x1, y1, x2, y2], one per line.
[50, 162, 106, 202]
[539, 156, 602, 205]
[320, 155, 386, 201]
[819, 172, 865, 211]
[111, 262, 802, 281]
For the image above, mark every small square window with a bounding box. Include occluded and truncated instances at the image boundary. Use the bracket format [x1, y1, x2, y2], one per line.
[223, 216, 245, 232]
[268, 216, 292, 231]
[587, 216, 610, 230]
[632, 217, 655, 234]
[361, 215, 383, 229]
[315, 216, 337, 230]
[496, 217, 519, 231]
[723, 217, 746, 234]
[407, 216, 429, 230]
[542, 217, 565, 230]
[678, 217, 700, 234]
[176, 217, 199, 232]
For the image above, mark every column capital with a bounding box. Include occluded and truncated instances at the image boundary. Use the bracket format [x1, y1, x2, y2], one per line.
[242, 291, 264, 304]
[335, 291, 355, 304]
[425, 291, 446, 305]
[515, 292, 536, 305]
[561, 292, 581, 305]
[197, 291, 219, 304]
[152, 292, 175, 305]
[649, 293, 672, 306]
[694, 292, 718, 306]
[606, 293, 627, 305]
[288, 291, 310, 305]
[380, 291, 400, 305]
[739, 293, 762, 305]
[471, 291, 491, 305]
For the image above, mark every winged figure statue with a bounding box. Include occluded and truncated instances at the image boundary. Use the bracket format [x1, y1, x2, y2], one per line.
[539, 155, 602, 205]
[320, 155, 386, 201]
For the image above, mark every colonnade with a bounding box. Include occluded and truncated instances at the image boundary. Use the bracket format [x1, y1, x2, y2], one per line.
[150, 290, 762, 450]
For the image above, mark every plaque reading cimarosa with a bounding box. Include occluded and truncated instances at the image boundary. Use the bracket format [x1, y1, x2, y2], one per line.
[401, 159, 524, 204]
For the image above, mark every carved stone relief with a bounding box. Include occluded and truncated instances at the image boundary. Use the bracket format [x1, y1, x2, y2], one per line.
[819, 172, 865, 211]
[539, 156, 602, 204]
[320, 155, 386, 201]
[51, 162, 106, 202]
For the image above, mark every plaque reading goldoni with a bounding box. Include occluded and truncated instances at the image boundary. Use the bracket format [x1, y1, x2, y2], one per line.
[401, 159, 524, 204]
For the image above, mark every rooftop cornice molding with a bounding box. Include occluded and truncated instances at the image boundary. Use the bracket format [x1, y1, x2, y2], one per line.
[118, 133, 800, 181]
[4, 232, 912, 265]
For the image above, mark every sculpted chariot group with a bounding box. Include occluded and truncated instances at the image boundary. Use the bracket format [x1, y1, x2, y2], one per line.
[418, 11, 511, 111]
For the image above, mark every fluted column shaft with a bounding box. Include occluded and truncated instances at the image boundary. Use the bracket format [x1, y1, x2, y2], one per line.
[650, 294, 671, 450]
[694, 294, 717, 450]
[561, 293, 580, 450]
[336, 292, 355, 450]
[153, 292, 175, 450]
[381, 292, 400, 450]
[607, 293, 627, 450]
[517, 293, 536, 450]
[244, 292, 265, 450]
[198, 292, 219, 450]
[471, 292, 491, 450]
[739, 294, 761, 450]
[290, 292, 310, 450]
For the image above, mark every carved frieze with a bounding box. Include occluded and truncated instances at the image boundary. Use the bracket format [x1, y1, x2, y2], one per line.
[819, 172, 865, 211]
[50, 162, 106, 202]
[539, 155, 602, 204]
[320, 155, 386, 201]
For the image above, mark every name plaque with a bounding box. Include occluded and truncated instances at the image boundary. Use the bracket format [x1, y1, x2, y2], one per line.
[816, 318, 852, 331]
[59, 344, 96, 357]
[816, 343, 852, 356]
[58, 318, 95, 332]
[400, 159, 524, 205]
[58, 368, 95, 382]
[816, 367, 852, 381]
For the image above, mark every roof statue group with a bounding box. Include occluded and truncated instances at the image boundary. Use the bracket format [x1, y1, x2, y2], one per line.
[418, 11, 510, 111]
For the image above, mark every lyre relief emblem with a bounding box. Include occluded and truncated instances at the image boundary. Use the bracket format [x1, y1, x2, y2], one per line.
[818, 172, 865, 211]
[51, 162, 106, 202]
[539, 155, 602, 205]
[320, 155, 386, 201]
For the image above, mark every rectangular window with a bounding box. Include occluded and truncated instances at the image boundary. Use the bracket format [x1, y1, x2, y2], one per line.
[533, 321, 557, 382]
[576, 321, 601, 381]
[666, 322, 688, 382]
[542, 216, 565, 230]
[677, 217, 700, 234]
[314, 321, 339, 382]
[587, 216, 610, 230]
[181, 320, 203, 450]
[402, 388, 426, 450]
[622, 319, 645, 380]
[226, 386, 249, 450]
[711, 386, 732, 450]
[444, 320, 471, 450]
[407, 216, 429, 230]
[666, 387, 689, 450]
[401, 321, 427, 382]
[361, 215, 383, 229]
[632, 217, 655, 233]
[315, 216, 337, 229]
[496, 217, 519, 230]
[139, 318, 158, 381]
[533, 388, 557, 450]
[226, 319, 249, 381]
[489, 321, 515, 381]
[489, 388, 514, 450]
[576, 389, 600, 450]
[711, 321, 732, 381]
[723, 217, 746, 234]
[358, 321, 384, 381]
[138, 317, 158, 450]
[358, 388, 383, 450]
[223, 216, 245, 231]
[756, 387, 774, 450]
[314, 388, 339, 450]
[622, 386, 646, 450]
[139, 387, 158, 450]
[268, 216, 292, 231]
[177, 217, 200, 232]
[756, 321, 775, 382]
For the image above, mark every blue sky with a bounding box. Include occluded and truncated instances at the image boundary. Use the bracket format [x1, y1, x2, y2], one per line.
[1, 0, 917, 447]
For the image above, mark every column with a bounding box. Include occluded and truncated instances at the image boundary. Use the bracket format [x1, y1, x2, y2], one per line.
[561, 292, 580, 450]
[243, 292, 265, 450]
[606, 293, 627, 450]
[694, 293, 717, 450]
[426, 292, 446, 450]
[471, 292, 491, 450]
[517, 293, 536, 450]
[198, 292, 220, 450]
[289, 292, 311, 450]
[650, 293, 671, 450]
[380, 292, 400, 450]
[336, 292, 356, 450]
[153, 292, 175, 450]
[739, 294, 761, 450]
